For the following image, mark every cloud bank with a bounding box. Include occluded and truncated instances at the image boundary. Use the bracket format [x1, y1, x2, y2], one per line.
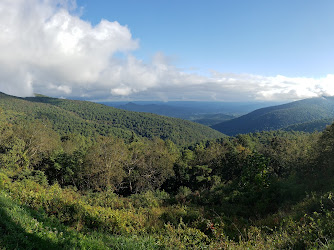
[0, 0, 333, 102]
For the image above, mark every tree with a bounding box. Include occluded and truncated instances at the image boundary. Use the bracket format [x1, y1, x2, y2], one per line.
[79, 136, 128, 191]
[124, 138, 175, 193]
[13, 120, 61, 167]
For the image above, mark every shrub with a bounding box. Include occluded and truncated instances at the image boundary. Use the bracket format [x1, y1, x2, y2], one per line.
[157, 220, 210, 249]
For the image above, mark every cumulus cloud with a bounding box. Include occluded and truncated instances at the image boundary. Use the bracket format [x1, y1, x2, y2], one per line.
[0, 0, 138, 97]
[0, 0, 333, 102]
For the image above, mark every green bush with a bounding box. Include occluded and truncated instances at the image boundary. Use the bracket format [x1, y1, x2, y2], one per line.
[0, 172, 10, 190]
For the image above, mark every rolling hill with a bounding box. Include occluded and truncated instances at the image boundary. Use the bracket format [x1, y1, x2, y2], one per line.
[212, 96, 334, 136]
[283, 118, 334, 133]
[113, 102, 235, 125]
[113, 102, 196, 119]
[190, 113, 235, 126]
[0, 92, 224, 145]
[102, 100, 286, 117]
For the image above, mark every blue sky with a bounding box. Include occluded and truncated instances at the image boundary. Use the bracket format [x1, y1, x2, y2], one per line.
[77, 0, 334, 77]
[0, 0, 333, 101]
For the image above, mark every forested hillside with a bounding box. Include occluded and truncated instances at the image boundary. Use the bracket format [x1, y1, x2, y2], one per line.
[0, 92, 223, 145]
[1, 94, 334, 248]
[213, 96, 334, 135]
[284, 118, 334, 132]
[190, 113, 235, 126]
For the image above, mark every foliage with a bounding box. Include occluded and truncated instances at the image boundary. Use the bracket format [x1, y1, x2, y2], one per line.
[213, 96, 334, 135]
[1, 92, 334, 248]
[0, 92, 224, 146]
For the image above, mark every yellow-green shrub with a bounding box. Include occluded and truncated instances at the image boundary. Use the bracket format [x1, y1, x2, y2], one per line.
[0, 172, 10, 189]
[4, 178, 164, 235]
[157, 220, 210, 249]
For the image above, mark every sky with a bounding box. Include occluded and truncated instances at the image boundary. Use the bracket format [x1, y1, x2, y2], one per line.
[0, 0, 334, 102]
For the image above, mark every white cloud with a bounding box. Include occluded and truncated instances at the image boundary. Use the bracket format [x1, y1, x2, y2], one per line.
[111, 85, 133, 96]
[0, 0, 138, 97]
[49, 83, 72, 94]
[0, 0, 333, 102]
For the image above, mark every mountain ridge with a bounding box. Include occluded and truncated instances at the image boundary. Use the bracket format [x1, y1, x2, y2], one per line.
[212, 96, 334, 135]
[0, 92, 224, 145]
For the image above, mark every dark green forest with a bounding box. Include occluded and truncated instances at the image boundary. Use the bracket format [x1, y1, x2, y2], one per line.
[1, 93, 334, 249]
[0, 92, 223, 146]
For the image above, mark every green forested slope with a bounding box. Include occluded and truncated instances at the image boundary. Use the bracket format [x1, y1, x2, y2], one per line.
[212, 96, 334, 135]
[0, 92, 223, 145]
[283, 118, 334, 132]
[190, 113, 235, 126]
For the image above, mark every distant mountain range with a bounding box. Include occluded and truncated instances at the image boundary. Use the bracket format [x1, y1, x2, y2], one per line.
[113, 102, 196, 119]
[212, 96, 334, 135]
[190, 113, 236, 126]
[102, 101, 286, 116]
[101, 101, 285, 126]
[112, 102, 236, 126]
